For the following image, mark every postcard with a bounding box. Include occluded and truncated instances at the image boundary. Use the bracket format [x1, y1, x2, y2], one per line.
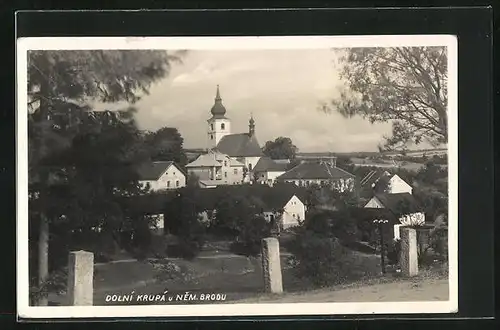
[16, 35, 458, 319]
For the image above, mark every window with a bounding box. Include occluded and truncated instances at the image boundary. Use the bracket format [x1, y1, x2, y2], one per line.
[211, 124, 214, 130]
[221, 123, 225, 130]
[249, 163, 253, 171]
[224, 172, 227, 178]
[261, 174, 265, 178]
[224, 161, 227, 166]
[210, 134, 213, 140]
[173, 171, 176, 175]
[167, 181, 171, 188]
[233, 169, 238, 174]
[176, 180, 179, 187]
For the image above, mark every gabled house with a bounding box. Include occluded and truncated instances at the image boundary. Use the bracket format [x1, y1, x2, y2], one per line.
[364, 192, 425, 240]
[276, 161, 356, 192]
[253, 157, 292, 186]
[137, 161, 186, 192]
[360, 170, 413, 195]
[185, 149, 245, 188]
[191, 183, 308, 230]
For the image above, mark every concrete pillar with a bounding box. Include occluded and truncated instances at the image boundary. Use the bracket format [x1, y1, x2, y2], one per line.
[400, 227, 418, 276]
[67, 250, 94, 306]
[261, 237, 283, 294]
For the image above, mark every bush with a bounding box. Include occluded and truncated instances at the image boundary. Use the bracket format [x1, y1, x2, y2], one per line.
[286, 230, 353, 287]
[149, 259, 194, 283]
[387, 239, 401, 265]
[231, 216, 271, 256]
[165, 240, 203, 261]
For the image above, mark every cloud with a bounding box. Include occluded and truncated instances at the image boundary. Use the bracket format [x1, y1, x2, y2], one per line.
[130, 49, 393, 152]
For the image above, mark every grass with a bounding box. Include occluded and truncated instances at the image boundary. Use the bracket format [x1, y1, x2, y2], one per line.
[47, 240, 449, 306]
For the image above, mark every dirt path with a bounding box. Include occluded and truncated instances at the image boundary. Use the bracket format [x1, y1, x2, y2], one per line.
[234, 278, 449, 303]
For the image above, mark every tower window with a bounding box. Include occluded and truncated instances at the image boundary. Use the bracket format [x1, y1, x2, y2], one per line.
[224, 161, 227, 166]
[211, 124, 214, 130]
[221, 123, 225, 130]
[210, 134, 213, 140]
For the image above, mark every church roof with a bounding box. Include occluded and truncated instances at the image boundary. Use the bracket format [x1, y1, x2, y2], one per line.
[253, 156, 290, 172]
[216, 133, 263, 157]
[277, 161, 355, 181]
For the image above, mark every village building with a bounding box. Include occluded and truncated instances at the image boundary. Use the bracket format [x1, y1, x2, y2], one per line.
[364, 192, 425, 240]
[172, 183, 308, 231]
[137, 161, 186, 192]
[276, 161, 356, 192]
[253, 157, 291, 186]
[206, 85, 263, 182]
[185, 149, 245, 188]
[360, 170, 413, 195]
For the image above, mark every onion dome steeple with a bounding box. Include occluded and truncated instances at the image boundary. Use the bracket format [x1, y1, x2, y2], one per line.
[210, 85, 227, 118]
[248, 113, 255, 136]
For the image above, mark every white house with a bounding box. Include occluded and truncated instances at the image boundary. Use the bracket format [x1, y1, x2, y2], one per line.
[137, 161, 186, 191]
[185, 149, 245, 188]
[188, 183, 308, 230]
[364, 192, 425, 240]
[253, 157, 291, 186]
[384, 174, 413, 194]
[277, 160, 356, 192]
[263, 194, 306, 229]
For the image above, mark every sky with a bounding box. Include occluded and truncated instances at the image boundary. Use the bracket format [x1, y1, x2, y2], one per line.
[112, 49, 395, 153]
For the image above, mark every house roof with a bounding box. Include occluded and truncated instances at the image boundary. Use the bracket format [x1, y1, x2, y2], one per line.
[372, 192, 422, 215]
[277, 161, 355, 181]
[186, 150, 246, 168]
[137, 161, 179, 181]
[186, 152, 223, 168]
[360, 169, 391, 187]
[216, 133, 263, 157]
[253, 157, 290, 172]
[195, 183, 307, 211]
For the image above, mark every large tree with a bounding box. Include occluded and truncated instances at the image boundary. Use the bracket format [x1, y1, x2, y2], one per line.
[27, 50, 185, 305]
[324, 47, 447, 150]
[262, 137, 298, 160]
[143, 127, 187, 167]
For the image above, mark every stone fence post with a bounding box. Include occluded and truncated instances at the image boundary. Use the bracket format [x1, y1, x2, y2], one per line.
[67, 250, 94, 306]
[400, 227, 418, 276]
[261, 237, 283, 294]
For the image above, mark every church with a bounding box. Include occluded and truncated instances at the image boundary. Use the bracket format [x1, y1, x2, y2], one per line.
[186, 85, 263, 186]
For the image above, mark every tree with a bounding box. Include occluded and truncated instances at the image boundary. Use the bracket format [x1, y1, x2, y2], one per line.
[324, 47, 447, 150]
[143, 127, 187, 167]
[262, 137, 298, 160]
[164, 185, 207, 259]
[28, 49, 185, 305]
[214, 194, 270, 255]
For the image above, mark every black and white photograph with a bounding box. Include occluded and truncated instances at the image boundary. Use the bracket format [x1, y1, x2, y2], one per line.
[17, 35, 458, 318]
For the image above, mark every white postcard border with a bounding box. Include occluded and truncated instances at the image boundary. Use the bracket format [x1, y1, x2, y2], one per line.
[16, 35, 458, 319]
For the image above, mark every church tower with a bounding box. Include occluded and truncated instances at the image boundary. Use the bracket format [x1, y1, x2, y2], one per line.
[207, 85, 231, 149]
